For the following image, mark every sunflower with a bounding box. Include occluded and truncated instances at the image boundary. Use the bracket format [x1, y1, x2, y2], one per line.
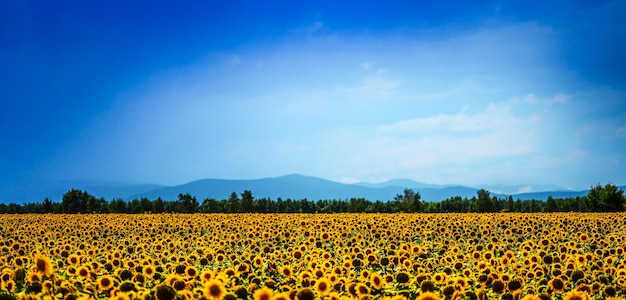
[548, 277, 566, 293]
[2, 279, 15, 293]
[173, 279, 186, 291]
[454, 277, 468, 290]
[492, 279, 506, 294]
[98, 275, 115, 290]
[603, 285, 617, 298]
[520, 295, 541, 300]
[165, 274, 183, 287]
[33, 254, 53, 276]
[396, 272, 410, 284]
[507, 278, 523, 291]
[26, 271, 42, 282]
[111, 292, 131, 300]
[253, 287, 274, 300]
[185, 266, 198, 279]
[315, 277, 331, 296]
[431, 272, 447, 285]
[296, 288, 315, 300]
[204, 279, 227, 300]
[441, 285, 456, 298]
[253, 256, 263, 268]
[271, 292, 291, 300]
[562, 290, 590, 300]
[354, 282, 370, 296]
[415, 291, 441, 300]
[579, 233, 589, 242]
[154, 284, 178, 300]
[67, 254, 81, 266]
[77, 265, 90, 279]
[370, 273, 385, 290]
[200, 270, 215, 284]
[143, 265, 156, 278]
[119, 280, 137, 293]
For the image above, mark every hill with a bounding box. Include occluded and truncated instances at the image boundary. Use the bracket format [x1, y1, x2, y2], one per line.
[1, 174, 622, 204]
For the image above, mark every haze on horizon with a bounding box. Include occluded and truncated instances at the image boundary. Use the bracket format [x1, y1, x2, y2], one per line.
[2, 1, 625, 193]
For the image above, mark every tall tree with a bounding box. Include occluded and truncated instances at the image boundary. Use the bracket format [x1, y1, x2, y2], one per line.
[403, 188, 415, 212]
[410, 191, 422, 212]
[178, 193, 198, 213]
[43, 198, 54, 213]
[152, 197, 165, 213]
[227, 192, 240, 213]
[109, 198, 127, 213]
[200, 198, 219, 213]
[586, 183, 625, 212]
[61, 189, 96, 213]
[241, 190, 254, 213]
[546, 196, 558, 212]
[476, 189, 495, 212]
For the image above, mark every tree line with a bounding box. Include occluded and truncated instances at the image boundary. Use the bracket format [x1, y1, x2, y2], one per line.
[0, 183, 623, 214]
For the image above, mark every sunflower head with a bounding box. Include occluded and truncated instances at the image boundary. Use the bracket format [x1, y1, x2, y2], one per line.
[154, 284, 177, 300]
[415, 291, 441, 300]
[315, 278, 331, 296]
[98, 275, 115, 291]
[253, 287, 274, 300]
[33, 254, 53, 277]
[296, 288, 315, 300]
[204, 279, 226, 300]
[563, 290, 590, 300]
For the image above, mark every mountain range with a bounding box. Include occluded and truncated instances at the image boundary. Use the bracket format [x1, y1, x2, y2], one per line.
[1, 174, 614, 204]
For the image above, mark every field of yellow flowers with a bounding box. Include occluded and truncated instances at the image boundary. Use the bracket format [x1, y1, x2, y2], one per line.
[1, 213, 625, 300]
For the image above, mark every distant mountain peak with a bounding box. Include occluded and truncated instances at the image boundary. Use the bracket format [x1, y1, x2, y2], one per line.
[1, 173, 621, 204]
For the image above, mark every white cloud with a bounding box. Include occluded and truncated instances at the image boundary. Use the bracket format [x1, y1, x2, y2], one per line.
[316, 98, 542, 184]
[378, 100, 539, 134]
[227, 54, 241, 66]
[551, 93, 571, 105]
[332, 76, 403, 101]
[50, 19, 623, 189]
[296, 21, 324, 35]
[338, 176, 360, 184]
[522, 94, 538, 104]
[510, 93, 572, 107]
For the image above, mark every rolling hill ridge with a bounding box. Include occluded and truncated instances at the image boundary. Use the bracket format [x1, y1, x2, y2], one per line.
[1, 174, 615, 204]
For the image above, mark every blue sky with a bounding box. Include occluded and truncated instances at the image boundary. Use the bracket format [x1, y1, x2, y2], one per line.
[1, 1, 625, 192]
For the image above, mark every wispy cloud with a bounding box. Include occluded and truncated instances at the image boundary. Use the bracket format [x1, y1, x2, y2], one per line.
[360, 62, 372, 71]
[343, 76, 403, 99]
[39, 18, 625, 188]
[315, 98, 543, 184]
[378, 100, 540, 135]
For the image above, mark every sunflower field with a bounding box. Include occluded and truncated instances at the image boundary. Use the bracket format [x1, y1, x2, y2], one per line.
[1, 213, 625, 300]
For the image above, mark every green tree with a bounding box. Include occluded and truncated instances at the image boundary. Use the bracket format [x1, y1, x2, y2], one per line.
[152, 197, 165, 213]
[506, 195, 514, 212]
[178, 193, 198, 213]
[227, 192, 240, 213]
[586, 183, 625, 212]
[241, 190, 254, 213]
[403, 188, 415, 212]
[546, 196, 558, 212]
[139, 197, 153, 213]
[410, 191, 422, 212]
[43, 197, 54, 213]
[200, 198, 219, 213]
[61, 189, 96, 213]
[109, 198, 127, 213]
[394, 193, 404, 211]
[476, 189, 495, 212]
